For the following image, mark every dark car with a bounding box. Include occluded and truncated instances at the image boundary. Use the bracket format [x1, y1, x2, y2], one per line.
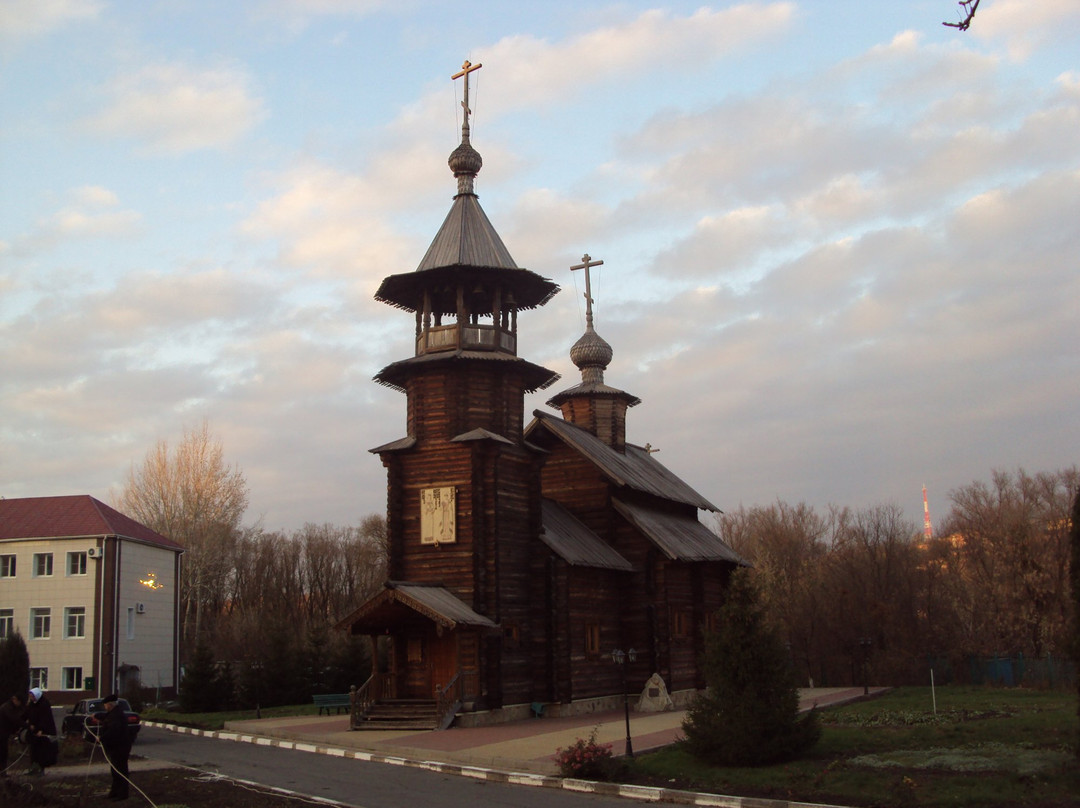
[62, 698, 140, 743]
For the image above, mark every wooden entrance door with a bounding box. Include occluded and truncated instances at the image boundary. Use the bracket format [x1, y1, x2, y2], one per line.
[399, 630, 459, 698]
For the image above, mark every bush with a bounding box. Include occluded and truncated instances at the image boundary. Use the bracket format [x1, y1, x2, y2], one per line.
[683, 568, 820, 766]
[0, 631, 29, 703]
[555, 727, 614, 779]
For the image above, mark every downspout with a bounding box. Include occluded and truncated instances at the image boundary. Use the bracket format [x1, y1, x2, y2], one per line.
[96, 538, 105, 699]
[174, 549, 184, 693]
[111, 536, 120, 695]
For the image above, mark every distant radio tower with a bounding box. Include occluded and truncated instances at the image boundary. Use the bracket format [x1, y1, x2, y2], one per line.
[922, 484, 933, 540]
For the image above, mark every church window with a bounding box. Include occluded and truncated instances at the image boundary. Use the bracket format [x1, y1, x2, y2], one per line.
[584, 623, 601, 656]
[672, 609, 691, 638]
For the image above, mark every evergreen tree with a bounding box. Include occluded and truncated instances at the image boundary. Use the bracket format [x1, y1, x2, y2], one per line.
[683, 568, 820, 766]
[0, 631, 30, 702]
[179, 640, 220, 713]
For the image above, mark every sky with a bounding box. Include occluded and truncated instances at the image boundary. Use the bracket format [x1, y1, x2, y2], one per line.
[2, 0, 1078, 535]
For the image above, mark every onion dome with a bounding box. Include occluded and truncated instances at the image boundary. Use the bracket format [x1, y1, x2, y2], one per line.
[569, 326, 613, 385]
[449, 140, 482, 196]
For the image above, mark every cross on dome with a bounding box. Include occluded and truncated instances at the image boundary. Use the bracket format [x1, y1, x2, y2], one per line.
[452, 60, 482, 140]
[570, 253, 604, 330]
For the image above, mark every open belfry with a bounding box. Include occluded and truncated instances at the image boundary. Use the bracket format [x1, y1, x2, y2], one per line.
[337, 61, 745, 729]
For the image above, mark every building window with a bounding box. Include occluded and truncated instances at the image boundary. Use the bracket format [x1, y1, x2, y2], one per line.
[0, 608, 13, 639]
[584, 623, 601, 656]
[64, 607, 86, 639]
[31, 607, 51, 639]
[672, 609, 691, 638]
[126, 607, 135, 641]
[67, 551, 88, 576]
[29, 668, 48, 689]
[63, 667, 84, 690]
[33, 553, 53, 577]
[0, 554, 15, 578]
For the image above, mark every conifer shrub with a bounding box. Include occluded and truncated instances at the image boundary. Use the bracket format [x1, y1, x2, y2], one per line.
[179, 640, 222, 712]
[683, 567, 820, 766]
[0, 631, 29, 703]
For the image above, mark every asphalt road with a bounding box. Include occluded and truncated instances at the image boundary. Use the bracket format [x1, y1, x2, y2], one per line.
[135, 726, 644, 808]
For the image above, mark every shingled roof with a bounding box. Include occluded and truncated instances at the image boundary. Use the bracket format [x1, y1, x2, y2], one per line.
[0, 495, 183, 552]
[612, 498, 746, 565]
[526, 411, 720, 511]
[540, 498, 633, 571]
[336, 581, 498, 634]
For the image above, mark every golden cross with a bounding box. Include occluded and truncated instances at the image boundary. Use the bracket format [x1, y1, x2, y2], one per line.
[452, 60, 483, 133]
[570, 253, 604, 329]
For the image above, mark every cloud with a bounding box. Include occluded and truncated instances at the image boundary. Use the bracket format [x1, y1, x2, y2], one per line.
[240, 160, 424, 284]
[478, 4, 795, 116]
[84, 62, 265, 154]
[973, 0, 1080, 61]
[10, 186, 142, 256]
[0, 0, 102, 44]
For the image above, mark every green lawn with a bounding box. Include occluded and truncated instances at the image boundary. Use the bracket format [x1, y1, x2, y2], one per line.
[628, 686, 1079, 808]
[140, 702, 319, 730]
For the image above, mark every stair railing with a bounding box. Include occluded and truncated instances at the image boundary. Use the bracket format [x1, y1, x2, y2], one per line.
[434, 672, 462, 730]
[350, 671, 391, 728]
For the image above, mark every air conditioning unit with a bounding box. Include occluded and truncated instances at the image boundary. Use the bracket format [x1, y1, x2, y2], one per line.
[135, 602, 146, 614]
[87, 547, 101, 558]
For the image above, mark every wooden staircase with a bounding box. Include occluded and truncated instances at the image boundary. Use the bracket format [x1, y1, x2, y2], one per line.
[354, 698, 441, 731]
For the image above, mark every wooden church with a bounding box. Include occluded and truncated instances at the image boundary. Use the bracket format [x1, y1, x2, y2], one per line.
[337, 62, 745, 729]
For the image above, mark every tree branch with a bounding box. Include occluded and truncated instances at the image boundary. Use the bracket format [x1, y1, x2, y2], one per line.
[943, 0, 981, 31]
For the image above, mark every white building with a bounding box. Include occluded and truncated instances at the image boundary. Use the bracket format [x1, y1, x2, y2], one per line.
[0, 495, 183, 704]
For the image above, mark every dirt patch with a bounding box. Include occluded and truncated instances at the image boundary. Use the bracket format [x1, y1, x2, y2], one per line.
[2, 767, 345, 807]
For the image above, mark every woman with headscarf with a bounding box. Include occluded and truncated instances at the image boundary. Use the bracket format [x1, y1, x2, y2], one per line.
[25, 688, 58, 774]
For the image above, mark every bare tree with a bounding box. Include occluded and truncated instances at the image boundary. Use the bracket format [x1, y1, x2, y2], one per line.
[943, 0, 981, 31]
[117, 420, 248, 651]
[938, 467, 1079, 658]
[717, 502, 833, 685]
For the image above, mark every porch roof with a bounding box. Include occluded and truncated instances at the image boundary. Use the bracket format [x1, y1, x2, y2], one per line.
[335, 581, 498, 634]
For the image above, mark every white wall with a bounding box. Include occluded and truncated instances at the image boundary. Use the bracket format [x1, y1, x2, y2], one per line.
[116, 541, 178, 690]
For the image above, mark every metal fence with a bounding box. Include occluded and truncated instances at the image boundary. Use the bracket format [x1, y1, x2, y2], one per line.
[927, 653, 1076, 689]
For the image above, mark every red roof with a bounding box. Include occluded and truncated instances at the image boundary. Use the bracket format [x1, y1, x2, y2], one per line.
[0, 495, 183, 551]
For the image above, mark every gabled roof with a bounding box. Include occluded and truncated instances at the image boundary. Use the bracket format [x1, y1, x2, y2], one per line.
[612, 498, 747, 565]
[0, 495, 183, 552]
[540, 498, 633, 571]
[526, 411, 720, 511]
[335, 581, 498, 633]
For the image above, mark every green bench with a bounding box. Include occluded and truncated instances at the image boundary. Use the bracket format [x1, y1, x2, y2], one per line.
[313, 693, 351, 715]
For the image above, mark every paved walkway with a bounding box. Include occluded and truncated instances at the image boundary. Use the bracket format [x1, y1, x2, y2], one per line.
[220, 687, 885, 775]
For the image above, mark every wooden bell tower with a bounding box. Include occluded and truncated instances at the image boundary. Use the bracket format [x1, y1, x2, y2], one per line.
[369, 61, 560, 708]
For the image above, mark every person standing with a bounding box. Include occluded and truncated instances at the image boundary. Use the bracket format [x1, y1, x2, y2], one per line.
[0, 693, 26, 778]
[99, 694, 132, 800]
[25, 687, 58, 774]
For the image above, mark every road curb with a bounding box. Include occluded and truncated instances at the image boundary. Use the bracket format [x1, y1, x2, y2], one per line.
[142, 721, 851, 807]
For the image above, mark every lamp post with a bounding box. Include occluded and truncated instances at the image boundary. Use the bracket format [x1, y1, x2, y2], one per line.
[611, 648, 637, 758]
[857, 637, 872, 696]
